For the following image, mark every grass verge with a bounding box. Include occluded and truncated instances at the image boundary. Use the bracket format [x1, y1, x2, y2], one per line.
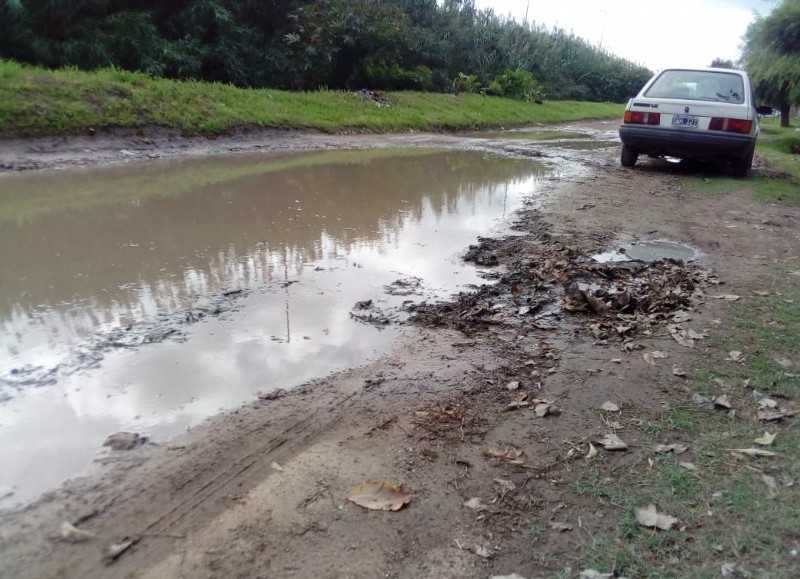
[0, 59, 622, 138]
[685, 124, 800, 206]
[573, 285, 800, 578]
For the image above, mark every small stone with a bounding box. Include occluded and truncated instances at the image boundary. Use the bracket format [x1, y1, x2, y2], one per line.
[103, 432, 146, 451]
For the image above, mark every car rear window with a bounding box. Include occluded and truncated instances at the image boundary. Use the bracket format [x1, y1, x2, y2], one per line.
[644, 70, 745, 104]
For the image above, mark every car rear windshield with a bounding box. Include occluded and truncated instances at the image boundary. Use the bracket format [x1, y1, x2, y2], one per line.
[644, 70, 745, 104]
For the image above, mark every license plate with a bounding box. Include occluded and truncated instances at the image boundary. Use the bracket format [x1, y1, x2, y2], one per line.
[672, 115, 699, 128]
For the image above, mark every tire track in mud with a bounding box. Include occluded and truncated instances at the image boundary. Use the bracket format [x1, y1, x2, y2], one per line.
[0, 380, 364, 579]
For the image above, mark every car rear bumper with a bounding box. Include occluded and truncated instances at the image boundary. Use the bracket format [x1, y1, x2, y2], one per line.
[619, 125, 756, 159]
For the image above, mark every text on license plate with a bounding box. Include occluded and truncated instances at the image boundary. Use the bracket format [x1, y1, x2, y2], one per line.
[672, 115, 699, 128]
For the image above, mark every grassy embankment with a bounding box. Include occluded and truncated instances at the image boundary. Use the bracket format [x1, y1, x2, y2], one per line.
[572, 285, 800, 577]
[0, 59, 622, 138]
[688, 124, 800, 205]
[571, 124, 800, 577]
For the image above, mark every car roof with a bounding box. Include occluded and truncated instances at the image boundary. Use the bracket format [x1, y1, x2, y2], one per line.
[658, 67, 748, 77]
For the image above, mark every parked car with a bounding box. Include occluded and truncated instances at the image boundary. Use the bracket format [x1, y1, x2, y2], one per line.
[618, 68, 759, 177]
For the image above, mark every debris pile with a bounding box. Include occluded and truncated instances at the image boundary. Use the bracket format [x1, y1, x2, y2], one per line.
[412, 231, 717, 342]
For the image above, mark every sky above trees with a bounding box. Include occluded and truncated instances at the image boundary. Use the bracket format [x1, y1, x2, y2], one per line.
[477, 0, 775, 70]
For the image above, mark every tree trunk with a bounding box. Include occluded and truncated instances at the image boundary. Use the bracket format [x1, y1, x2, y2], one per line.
[781, 103, 791, 127]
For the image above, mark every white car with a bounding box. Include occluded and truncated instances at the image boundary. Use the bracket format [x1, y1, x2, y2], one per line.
[618, 68, 759, 177]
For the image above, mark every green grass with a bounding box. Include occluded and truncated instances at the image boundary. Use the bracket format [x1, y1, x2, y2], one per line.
[574, 286, 800, 578]
[0, 59, 623, 138]
[685, 124, 800, 205]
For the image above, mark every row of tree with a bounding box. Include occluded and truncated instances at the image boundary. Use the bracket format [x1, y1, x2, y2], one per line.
[0, 0, 652, 102]
[740, 0, 799, 127]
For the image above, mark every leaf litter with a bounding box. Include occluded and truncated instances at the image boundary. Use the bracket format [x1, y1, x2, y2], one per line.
[600, 401, 619, 412]
[346, 480, 412, 511]
[654, 443, 689, 454]
[635, 504, 678, 530]
[596, 433, 628, 451]
[753, 432, 777, 446]
[412, 234, 720, 346]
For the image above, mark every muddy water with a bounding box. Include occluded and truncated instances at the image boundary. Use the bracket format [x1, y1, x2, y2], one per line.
[0, 148, 547, 505]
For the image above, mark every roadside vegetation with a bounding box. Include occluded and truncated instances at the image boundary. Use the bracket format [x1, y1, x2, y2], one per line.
[687, 125, 800, 206]
[753, 125, 800, 204]
[0, 59, 622, 138]
[741, 0, 800, 127]
[583, 109, 799, 577]
[0, 0, 650, 102]
[573, 285, 800, 577]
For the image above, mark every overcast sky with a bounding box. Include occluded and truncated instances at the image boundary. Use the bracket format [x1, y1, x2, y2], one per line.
[474, 0, 776, 71]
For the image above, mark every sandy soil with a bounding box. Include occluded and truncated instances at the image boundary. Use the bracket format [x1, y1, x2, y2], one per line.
[1, 123, 798, 579]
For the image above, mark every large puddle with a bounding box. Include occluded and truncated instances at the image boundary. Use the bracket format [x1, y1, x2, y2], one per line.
[0, 148, 547, 506]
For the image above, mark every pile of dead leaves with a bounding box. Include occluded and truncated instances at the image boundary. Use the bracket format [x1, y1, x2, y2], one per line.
[412, 231, 718, 343]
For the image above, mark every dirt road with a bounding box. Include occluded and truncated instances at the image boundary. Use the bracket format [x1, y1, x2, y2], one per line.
[1, 123, 798, 578]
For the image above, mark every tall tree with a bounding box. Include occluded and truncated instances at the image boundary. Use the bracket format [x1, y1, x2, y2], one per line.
[741, 0, 800, 127]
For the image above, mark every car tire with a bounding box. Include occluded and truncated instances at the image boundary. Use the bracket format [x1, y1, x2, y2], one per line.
[621, 145, 639, 168]
[731, 147, 754, 179]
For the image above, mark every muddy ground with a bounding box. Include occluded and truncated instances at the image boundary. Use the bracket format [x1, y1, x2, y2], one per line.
[0, 123, 798, 579]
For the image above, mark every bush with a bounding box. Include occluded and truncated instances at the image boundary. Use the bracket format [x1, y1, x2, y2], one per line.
[452, 72, 481, 95]
[487, 68, 544, 102]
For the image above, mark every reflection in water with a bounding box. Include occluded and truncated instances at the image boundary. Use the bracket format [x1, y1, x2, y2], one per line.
[0, 148, 547, 505]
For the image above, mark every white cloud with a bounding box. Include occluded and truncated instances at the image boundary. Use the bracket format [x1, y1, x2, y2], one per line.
[475, 0, 773, 71]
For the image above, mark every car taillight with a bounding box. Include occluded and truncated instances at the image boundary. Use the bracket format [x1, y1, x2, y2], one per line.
[709, 118, 753, 134]
[624, 111, 661, 125]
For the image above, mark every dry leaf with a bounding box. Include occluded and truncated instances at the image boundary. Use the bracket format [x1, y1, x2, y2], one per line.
[580, 571, 613, 579]
[550, 522, 573, 532]
[726, 448, 778, 457]
[753, 432, 777, 446]
[692, 393, 714, 410]
[669, 327, 695, 348]
[635, 504, 678, 530]
[60, 522, 95, 543]
[654, 443, 689, 454]
[672, 365, 687, 377]
[652, 351, 669, 359]
[721, 563, 737, 577]
[713, 294, 741, 301]
[346, 480, 412, 511]
[484, 447, 526, 464]
[534, 403, 560, 417]
[761, 474, 778, 498]
[758, 408, 794, 421]
[679, 462, 697, 472]
[753, 290, 770, 297]
[494, 478, 516, 492]
[597, 433, 628, 451]
[499, 399, 529, 412]
[600, 401, 620, 412]
[713, 395, 732, 409]
[610, 358, 622, 364]
[643, 352, 655, 365]
[464, 497, 488, 511]
[758, 397, 778, 409]
[506, 381, 520, 391]
[586, 443, 598, 459]
[726, 351, 745, 363]
[672, 311, 692, 323]
[687, 330, 707, 340]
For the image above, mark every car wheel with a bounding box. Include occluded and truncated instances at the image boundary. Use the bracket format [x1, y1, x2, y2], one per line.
[621, 145, 639, 168]
[732, 147, 754, 179]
